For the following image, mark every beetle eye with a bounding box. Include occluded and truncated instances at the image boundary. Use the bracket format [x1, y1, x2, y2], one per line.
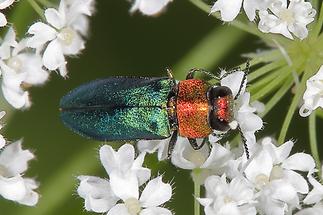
[208, 86, 233, 132]
[208, 86, 232, 101]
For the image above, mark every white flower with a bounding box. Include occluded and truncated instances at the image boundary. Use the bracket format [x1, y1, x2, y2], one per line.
[210, 0, 272, 21]
[27, 0, 94, 77]
[171, 137, 232, 170]
[0, 111, 6, 149]
[0, 28, 49, 109]
[299, 65, 323, 117]
[77, 176, 119, 213]
[0, 140, 39, 206]
[137, 137, 170, 161]
[220, 70, 263, 155]
[0, 0, 15, 27]
[295, 203, 323, 215]
[78, 144, 156, 213]
[170, 137, 234, 183]
[303, 175, 323, 205]
[107, 176, 172, 215]
[130, 0, 173, 16]
[198, 174, 256, 215]
[258, 0, 316, 40]
[244, 137, 315, 214]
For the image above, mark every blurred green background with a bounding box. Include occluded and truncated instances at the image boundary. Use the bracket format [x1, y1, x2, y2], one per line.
[0, 0, 322, 214]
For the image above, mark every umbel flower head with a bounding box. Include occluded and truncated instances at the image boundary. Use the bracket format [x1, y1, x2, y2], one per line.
[211, 0, 316, 40]
[27, 0, 95, 77]
[77, 144, 173, 215]
[0, 27, 49, 109]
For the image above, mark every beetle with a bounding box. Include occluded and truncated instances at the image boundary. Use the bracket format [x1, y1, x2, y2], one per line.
[59, 62, 250, 158]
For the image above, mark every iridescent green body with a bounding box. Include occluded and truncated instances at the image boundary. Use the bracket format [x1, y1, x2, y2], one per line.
[60, 77, 175, 141]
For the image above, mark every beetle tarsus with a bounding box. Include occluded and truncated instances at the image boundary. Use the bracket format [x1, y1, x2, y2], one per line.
[238, 126, 250, 159]
[188, 138, 208, 150]
[167, 130, 178, 158]
[186, 68, 219, 80]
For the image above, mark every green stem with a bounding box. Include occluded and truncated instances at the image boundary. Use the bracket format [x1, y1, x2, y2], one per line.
[188, 0, 261, 37]
[252, 68, 291, 101]
[27, 0, 45, 19]
[249, 67, 283, 93]
[260, 78, 294, 117]
[37, 0, 56, 7]
[173, 26, 247, 79]
[309, 113, 321, 178]
[313, 2, 323, 37]
[317, 109, 323, 119]
[194, 180, 200, 215]
[192, 169, 201, 215]
[249, 60, 285, 82]
[278, 69, 311, 144]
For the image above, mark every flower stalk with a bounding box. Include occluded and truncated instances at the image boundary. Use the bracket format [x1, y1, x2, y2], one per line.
[309, 113, 321, 178]
[192, 169, 201, 215]
[27, 0, 45, 19]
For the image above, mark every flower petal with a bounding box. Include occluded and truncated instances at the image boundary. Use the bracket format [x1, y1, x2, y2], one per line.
[211, 0, 243, 22]
[17, 53, 49, 85]
[0, 140, 34, 177]
[99, 144, 135, 175]
[27, 22, 57, 48]
[282, 153, 315, 172]
[141, 207, 172, 215]
[130, 0, 172, 16]
[16, 178, 39, 206]
[45, 8, 66, 29]
[77, 176, 118, 213]
[244, 148, 273, 182]
[42, 39, 65, 71]
[221, 70, 246, 98]
[60, 31, 85, 55]
[0, 12, 7, 27]
[283, 170, 308, 194]
[303, 176, 323, 205]
[0, 175, 27, 202]
[140, 176, 172, 207]
[107, 204, 130, 215]
[110, 171, 139, 200]
[0, 0, 14, 9]
[137, 138, 169, 161]
[131, 152, 151, 186]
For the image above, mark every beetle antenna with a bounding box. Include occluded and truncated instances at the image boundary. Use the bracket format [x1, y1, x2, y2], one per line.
[234, 60, 250, 100]
[166, 67, 174, 79]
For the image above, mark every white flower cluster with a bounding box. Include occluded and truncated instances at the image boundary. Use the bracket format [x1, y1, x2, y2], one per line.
[211, 0, 316, 40]
[77, 144, 173, 215]
[198, 137, 316, 215]
[300, 65, 323, 117]
[0, 0, 94, 109]
[0, 111, 38, 206]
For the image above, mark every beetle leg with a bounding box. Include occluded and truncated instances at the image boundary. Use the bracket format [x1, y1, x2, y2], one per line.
[188, 138, 208, 150]
[237, 126, 250, 159]
[186, 68, 219, 80]
[167, 130, 178, 158]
